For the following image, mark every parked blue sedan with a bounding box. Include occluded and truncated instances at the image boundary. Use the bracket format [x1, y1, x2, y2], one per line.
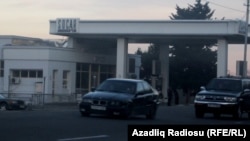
[79, 78, 160, 119]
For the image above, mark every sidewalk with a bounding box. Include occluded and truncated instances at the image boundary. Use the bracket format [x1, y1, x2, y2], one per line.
[29, 99, 194, 111]
[28, 90, 196, 110]
[28, 102, 79, 110]
[160, 91, 195, 106]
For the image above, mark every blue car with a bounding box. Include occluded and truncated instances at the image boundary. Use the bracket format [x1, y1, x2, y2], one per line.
[79, 78, 160, 119]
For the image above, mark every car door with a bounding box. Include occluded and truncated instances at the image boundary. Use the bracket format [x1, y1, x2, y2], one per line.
[132, 82, 148, 114]
[239, 90, 250, 112]
[140, 81, 155, 112]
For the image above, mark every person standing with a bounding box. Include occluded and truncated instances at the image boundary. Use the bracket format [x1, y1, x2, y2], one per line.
[167, 87, 173, 106]
[172, 88, 179, 105]
[182, 85, 190, 105]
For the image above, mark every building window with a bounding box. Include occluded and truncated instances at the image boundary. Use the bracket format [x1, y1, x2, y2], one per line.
[76, 63, 90, 93]
[63, 70, 70, 89]
[37, 70, 43, 78]
[0, 60, 4, 77]
[76, 63, 115, 94]
[11, 69, 43, 78]
[29, 70, 36, 78]
[100, 65, 115, 83]
[12, 70, 20, 77]
[21, 70, 28, 78]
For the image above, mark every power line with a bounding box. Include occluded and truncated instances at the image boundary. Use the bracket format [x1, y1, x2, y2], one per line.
[202, 0, 245, 13]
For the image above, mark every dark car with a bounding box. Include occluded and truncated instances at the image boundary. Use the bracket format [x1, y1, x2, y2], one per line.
[0, 94, 27, 111]
[194, 76, 250, 119]
[79, 78, 160, 119]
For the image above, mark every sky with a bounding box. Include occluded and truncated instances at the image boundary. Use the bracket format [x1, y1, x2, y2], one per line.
[0, 0, 249, 75]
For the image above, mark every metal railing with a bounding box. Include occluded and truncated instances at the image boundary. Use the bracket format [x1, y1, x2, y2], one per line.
[0, 92, 82, 106]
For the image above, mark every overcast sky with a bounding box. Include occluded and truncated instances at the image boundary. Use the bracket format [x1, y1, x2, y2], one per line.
[1, 0, 249, 75]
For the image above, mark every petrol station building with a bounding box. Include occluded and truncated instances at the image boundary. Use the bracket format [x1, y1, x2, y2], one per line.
[0, 18, 250, 103]
[49, 18, 250, 98]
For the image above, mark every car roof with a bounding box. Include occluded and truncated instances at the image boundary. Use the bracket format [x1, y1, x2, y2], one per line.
[216, 76, 250, 81]
[106, 78, 145, 83]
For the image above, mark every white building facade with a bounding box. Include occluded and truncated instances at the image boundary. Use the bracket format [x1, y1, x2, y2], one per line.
[0, 35, 141, 103]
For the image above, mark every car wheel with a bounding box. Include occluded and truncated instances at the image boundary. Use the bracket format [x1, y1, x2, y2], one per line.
[233, 107, 242, 119]
[124, 109, 132, 119]
[123, 105, 134, 119]
[195, 110, 204, 118]
[213, 113, 220, 119]
[146, 104, 157, 119]
[0, 103, 8, 111]
[80, 111, 90, 117]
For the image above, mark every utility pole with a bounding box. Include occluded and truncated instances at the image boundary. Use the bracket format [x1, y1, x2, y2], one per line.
[243, 0, 250, 77]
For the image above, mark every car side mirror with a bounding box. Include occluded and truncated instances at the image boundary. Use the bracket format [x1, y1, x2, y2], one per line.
[200, 86, 205, 91]
[243, 89, 250, 95]
[91, 87, 96, 92]
[244, 88, 250, 92]
[136, 91, 144, 96]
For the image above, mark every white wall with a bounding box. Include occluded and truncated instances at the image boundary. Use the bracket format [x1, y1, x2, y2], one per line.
[0, 36, 141, 98]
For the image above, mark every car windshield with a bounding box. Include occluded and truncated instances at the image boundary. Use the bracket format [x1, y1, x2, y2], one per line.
[96, 80, 136, 94]
[205, 78, 242, 92]
[0, 94, 5, 99]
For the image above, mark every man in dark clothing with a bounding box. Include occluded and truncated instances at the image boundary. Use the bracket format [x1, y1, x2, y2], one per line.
[171, 88, 179, 105]
[167, 87, 173, 106]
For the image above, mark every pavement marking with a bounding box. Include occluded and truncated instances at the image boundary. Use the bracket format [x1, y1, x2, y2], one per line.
[58, 135, 109, 141]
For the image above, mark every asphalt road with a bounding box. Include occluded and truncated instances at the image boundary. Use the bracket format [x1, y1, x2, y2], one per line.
[0, 103, 249, 141]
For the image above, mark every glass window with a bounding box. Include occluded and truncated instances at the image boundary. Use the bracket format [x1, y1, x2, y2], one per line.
[37, 70, 43, 78]
[206, 78, 242, 92]
[0, 60, 3, 77]
[76, 63, 90, 91]
[12, 70, 20, 77]
[21, 70, 28, 78]
[76, 63, 82, 71]
[0, 70, 3, 77]
[243, 81, 250, 89]
[142, 81, 153, 93]
[11, 69, 43, 78]
[82, 63, 89, 71]
[82, 72, 89, 89]
[29, 70, 36, 78]
[92, 64, 98, 72]
[100, 65, 108, 72]
[76, 72, 81, 88]
[137, 82, 144, 94]
[63, 70, 69, 88]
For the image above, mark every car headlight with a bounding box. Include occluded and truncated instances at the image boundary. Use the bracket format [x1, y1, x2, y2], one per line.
[110, 101, 120, 106]
[8, 100, 18, 104]
[110, 101, 129, 106]
[195, 95, 206, 100]
[224, 97, 237, 102]
[82, 99, 93, 103]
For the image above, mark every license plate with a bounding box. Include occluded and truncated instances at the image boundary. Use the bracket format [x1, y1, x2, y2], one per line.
[208, 104, 220, 108]
[91, 105, 106, 110]
[20, 105, 25, 108]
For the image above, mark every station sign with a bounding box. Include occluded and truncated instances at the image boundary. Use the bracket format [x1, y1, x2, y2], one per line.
[56, 18, 80, 33]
